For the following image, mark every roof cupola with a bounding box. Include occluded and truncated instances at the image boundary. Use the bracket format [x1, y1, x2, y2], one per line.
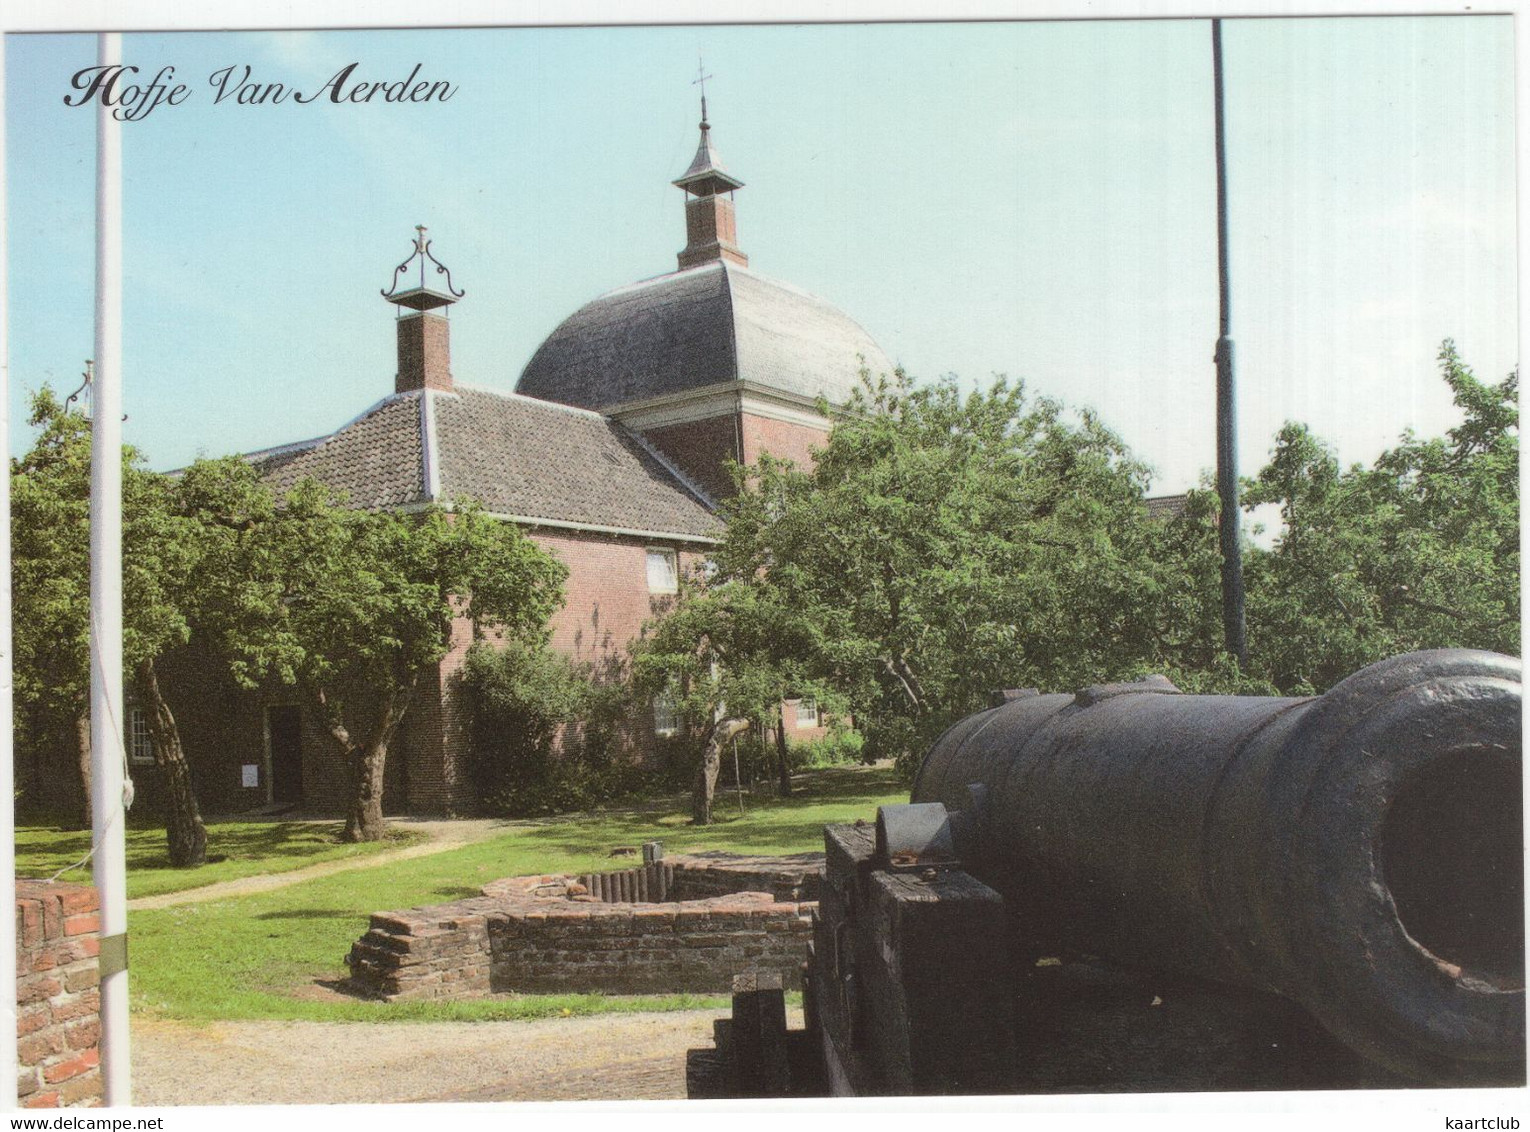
[674, 69, 748, 271]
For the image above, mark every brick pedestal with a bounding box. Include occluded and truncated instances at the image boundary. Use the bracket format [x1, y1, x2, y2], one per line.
[16, 880, 102, 1108]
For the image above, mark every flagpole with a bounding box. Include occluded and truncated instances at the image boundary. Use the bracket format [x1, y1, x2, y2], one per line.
[1212, 18, 1248, 668]
[0, 26, 18, 1108]
[91, 30, 131, 1107]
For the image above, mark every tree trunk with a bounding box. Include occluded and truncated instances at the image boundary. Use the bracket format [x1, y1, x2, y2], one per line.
[135, 656, 207, 868]
[314, 678, 416, 844]
[344, 740, 390, 843]
[693, 718, 749, 825]
[74, 709, 93, 831]
[773, 714, 794, 797]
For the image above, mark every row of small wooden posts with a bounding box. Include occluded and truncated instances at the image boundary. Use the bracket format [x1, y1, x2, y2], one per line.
[572, 861, 676, 904]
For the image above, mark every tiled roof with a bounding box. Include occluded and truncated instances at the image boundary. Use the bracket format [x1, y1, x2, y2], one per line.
[246, 387, 718, 541]
[247, 394, 425, 510]
[515, 260, 893, 411]
[434, 389, 718, 538]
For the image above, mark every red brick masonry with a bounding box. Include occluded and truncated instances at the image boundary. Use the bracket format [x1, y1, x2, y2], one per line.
[346, 852, 822, 1001]
[15, 880, 102, 1108]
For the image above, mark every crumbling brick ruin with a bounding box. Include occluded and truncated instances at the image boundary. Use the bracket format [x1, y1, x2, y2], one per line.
[346, 852, 822, 1001]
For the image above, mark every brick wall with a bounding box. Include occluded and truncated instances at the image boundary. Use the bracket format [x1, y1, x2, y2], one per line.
[679, 194, 747, 269]
[401, 665, 457, 813]
[637, 409, 830, 505]
[531, 531, 702, 666]
[664, 851, 821, 903]
[15, 881, 102, 1108]
[347, 852, 822, 1000]
[488, 891, 808, 995]
[781, 698, 830, 743]
[739, 412, 829, 474]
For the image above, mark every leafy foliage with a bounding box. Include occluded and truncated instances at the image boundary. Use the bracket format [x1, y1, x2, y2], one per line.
[12, 389, 207, 860]
[183, 467, 567, 696]
[11, 391, 198, 735]
[640, 346, 1517, 781]
[14, 426, 570, 844]
[630, 576, 843, 743]
[786, 728, 866, 770]
[1242, 342, 1518, 693]
[642, 372, 1191, 776]
[630, 556, 861, 820]
[462, 640, 635, 817]
[11, 390, 95, 819]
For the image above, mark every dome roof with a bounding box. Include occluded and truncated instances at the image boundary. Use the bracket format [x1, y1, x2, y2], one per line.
[515, 260, 893, 411]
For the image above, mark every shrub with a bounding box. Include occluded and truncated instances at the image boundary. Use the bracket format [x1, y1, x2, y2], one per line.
[462, 641, 640, 817]
[788, 728, 865, 769]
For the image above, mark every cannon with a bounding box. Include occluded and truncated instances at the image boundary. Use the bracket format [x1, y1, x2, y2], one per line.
[687, 648, 1524, 1097]
[912, 648, 1523, 1085]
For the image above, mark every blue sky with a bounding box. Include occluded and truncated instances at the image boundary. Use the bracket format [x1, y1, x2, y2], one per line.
[3, 16, 1517, 494]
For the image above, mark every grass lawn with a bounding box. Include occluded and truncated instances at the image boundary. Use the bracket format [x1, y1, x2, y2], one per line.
[128, 763, 906, 1024]
[15, 819, 425, 900]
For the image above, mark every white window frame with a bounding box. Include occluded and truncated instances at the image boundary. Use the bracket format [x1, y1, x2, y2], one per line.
[646, 547, 679, 594]
[128, 706, 156, 766]
[794, 697, 820, 727]
[653, 693, 679, 739]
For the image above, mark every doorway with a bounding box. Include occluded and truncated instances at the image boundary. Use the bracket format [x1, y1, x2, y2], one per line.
[266, 705, 304, 806]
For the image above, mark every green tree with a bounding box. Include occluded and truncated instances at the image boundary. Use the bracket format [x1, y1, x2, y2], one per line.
[663, 372, 1175, 777]
[11, 389, 209, 864]
[631, 576, 842, 822]
[12, 390, 95, 827]
[1243, 342, 1518, 693]
[183, 463, 569, 841]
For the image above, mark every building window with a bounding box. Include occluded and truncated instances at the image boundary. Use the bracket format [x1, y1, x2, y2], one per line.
[653, 693, 679, 738]
[795, 698, 820, 727]
[129, 707, 156, 766]
[646, 547, 679, 594]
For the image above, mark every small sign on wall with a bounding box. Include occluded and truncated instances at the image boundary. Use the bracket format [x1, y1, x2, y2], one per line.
[241, 764, 259, 788]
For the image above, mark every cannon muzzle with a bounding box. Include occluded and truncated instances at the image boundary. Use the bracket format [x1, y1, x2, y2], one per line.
[911, 648, 1524, 1084]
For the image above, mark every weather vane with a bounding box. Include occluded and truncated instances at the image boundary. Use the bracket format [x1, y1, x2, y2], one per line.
[381, 224, 464, 307]
[693, 57, 713, 126]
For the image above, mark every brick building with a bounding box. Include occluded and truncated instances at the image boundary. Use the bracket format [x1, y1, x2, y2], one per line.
[140, 105, 893, 816]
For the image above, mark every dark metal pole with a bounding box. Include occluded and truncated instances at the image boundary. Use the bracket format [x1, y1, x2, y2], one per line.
[1213, 18, 1248, 667]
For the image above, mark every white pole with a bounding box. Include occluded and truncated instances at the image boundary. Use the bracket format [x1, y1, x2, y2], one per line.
[90, 30, 130, 1107]
[0, 28, 19, 1109]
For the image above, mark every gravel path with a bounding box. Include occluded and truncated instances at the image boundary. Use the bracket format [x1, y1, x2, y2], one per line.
[128, 817, 515, 911]
[127, 815, 800, 1104]
[131, 1009, 788, 1104]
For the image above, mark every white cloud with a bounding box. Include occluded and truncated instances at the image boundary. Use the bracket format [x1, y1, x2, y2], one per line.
[250, 30, 332, 81]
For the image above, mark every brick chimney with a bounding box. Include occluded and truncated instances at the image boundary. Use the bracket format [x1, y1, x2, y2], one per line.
[381, 225, 463, 394]
[674, 100, 748, 271]
[395, 311, 452, 393]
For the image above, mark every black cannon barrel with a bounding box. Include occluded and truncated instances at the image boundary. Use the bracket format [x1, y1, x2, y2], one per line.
[911, 649, 1524, 1084]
